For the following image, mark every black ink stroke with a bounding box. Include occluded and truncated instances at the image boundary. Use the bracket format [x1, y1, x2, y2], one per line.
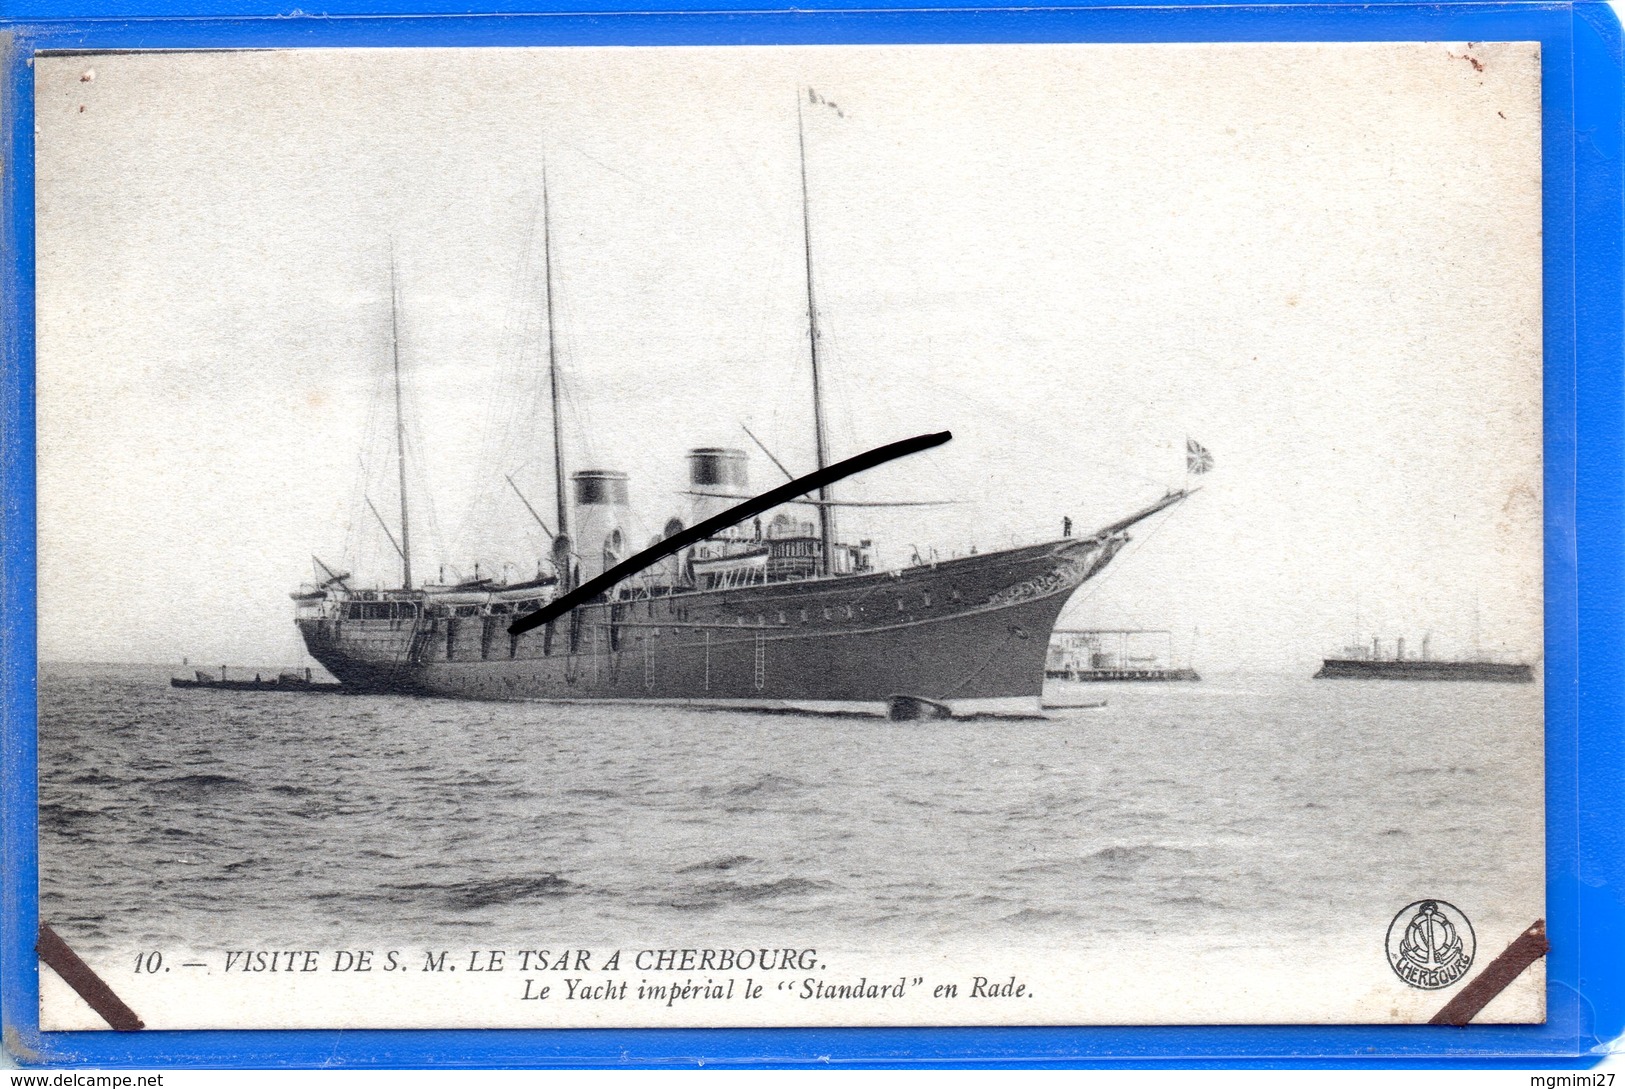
[508, 430, 951, 636]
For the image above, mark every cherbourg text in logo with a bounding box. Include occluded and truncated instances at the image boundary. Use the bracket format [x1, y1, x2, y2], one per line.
[1386, 899, 1475, 990]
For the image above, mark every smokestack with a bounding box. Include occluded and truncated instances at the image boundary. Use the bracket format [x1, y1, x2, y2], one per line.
[687, 448, 749, 528]
[1397, 636, 1406, 661]
[571, 470, 630, 584]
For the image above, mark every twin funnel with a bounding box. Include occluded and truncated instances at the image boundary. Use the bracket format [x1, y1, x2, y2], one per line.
[568, 447, 751, 583]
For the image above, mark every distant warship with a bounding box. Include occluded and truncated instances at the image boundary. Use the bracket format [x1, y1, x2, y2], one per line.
[292, 93, 1198, 714]
[1314, 634, 1533, 683]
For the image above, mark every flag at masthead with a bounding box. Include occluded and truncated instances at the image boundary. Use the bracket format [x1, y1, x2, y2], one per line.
[1186, 438, 1215, 475]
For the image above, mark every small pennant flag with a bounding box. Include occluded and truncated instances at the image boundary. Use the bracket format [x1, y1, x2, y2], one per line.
[807, 87, 845, 118]
[1186, 438, 1215, 475]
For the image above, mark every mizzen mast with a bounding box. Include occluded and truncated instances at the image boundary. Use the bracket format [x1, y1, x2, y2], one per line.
[389, 254, 414, 591]
[798, 94, 837, 576]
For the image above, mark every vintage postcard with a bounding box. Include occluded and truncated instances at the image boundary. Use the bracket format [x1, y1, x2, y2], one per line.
[32, 41, 1545, 1029]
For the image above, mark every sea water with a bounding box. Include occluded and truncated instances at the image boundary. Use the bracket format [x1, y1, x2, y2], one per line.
[37, 663, 1544, 958]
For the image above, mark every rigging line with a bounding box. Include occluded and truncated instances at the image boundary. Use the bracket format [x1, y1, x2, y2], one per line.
[681, 490, 954, 509]
[510, 430, 952, 636]
[552, 137, 647, 188]
[505, 474, 555, 540]
[535, 182, 599, 486]
[399, 410, 445, 570]
[459, 195, 547, 558]
[365, 496, 408, 564]
[1058, 499, 1180, 617]
[741, 422, 796, 482]
[942, 625, 1020, 699]
[350, 329, 396, 580]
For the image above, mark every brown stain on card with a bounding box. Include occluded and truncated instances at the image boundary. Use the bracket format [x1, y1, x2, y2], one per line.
[1449, 44, 1485, 72]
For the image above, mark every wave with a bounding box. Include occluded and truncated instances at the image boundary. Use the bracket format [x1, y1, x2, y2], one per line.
[154, 774, 251, 798]
[668, 876, 825, 911]
[387, 874, 574, 909]
[1117, 809, 1173, 823]
[67, 770, 123, 786]
[39, 801, 102, 829]
[700, 773, 806, 799]
[999, 907, 1078, 926]
[677, 854, 756, 873]
[564, 787, 620, 800]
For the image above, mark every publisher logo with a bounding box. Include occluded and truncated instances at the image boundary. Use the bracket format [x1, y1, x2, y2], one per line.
[1387, 899, 1475, 989]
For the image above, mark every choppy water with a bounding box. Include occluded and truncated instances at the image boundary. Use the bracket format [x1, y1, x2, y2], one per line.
[38, 663, 1544, 955]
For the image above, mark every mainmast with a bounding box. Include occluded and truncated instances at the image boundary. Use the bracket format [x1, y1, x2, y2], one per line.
[798, 96, 837, 576]
[389, 256, 413, 591]
[541, 167, 572, 585]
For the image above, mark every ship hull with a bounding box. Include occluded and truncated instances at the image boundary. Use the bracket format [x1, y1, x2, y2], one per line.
[1314, 659, 1534, 683]
[1045, 668, 1201, 682]
[297, 536, 1125, 711]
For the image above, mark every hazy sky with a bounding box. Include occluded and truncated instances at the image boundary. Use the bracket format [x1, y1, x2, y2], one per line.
[34, 42, 1544, 671]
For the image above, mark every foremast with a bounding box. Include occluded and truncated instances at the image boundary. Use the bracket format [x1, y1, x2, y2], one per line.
[541, 165, 574, 590]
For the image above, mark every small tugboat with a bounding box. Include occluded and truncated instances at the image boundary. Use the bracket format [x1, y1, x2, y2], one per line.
[170, 666, 348, 693]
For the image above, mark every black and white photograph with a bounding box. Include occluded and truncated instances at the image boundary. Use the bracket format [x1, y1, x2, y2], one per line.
[33, 41, 1545, 1028]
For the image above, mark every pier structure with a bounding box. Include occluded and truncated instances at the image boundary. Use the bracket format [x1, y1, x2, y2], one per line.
[1045, 628, 1200, 682]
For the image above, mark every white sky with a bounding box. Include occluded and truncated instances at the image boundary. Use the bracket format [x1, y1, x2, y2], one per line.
[34, 42, 1544, 672]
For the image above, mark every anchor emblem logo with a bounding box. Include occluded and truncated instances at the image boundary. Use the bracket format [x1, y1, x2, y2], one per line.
[1386, 899, 1475, 989]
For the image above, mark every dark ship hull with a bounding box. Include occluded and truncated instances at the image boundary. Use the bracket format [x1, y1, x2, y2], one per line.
[297, 533, 1133, 712]
[1045, 667, 1201, 682]
[1314, 658, 1533, 683]
[171, 677, 348, 693]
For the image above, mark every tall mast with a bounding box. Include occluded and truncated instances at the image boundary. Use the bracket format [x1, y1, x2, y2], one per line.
[798, 95, 836, 576]
[542, 166, 571, 553]
[389, 252, 413, 591]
